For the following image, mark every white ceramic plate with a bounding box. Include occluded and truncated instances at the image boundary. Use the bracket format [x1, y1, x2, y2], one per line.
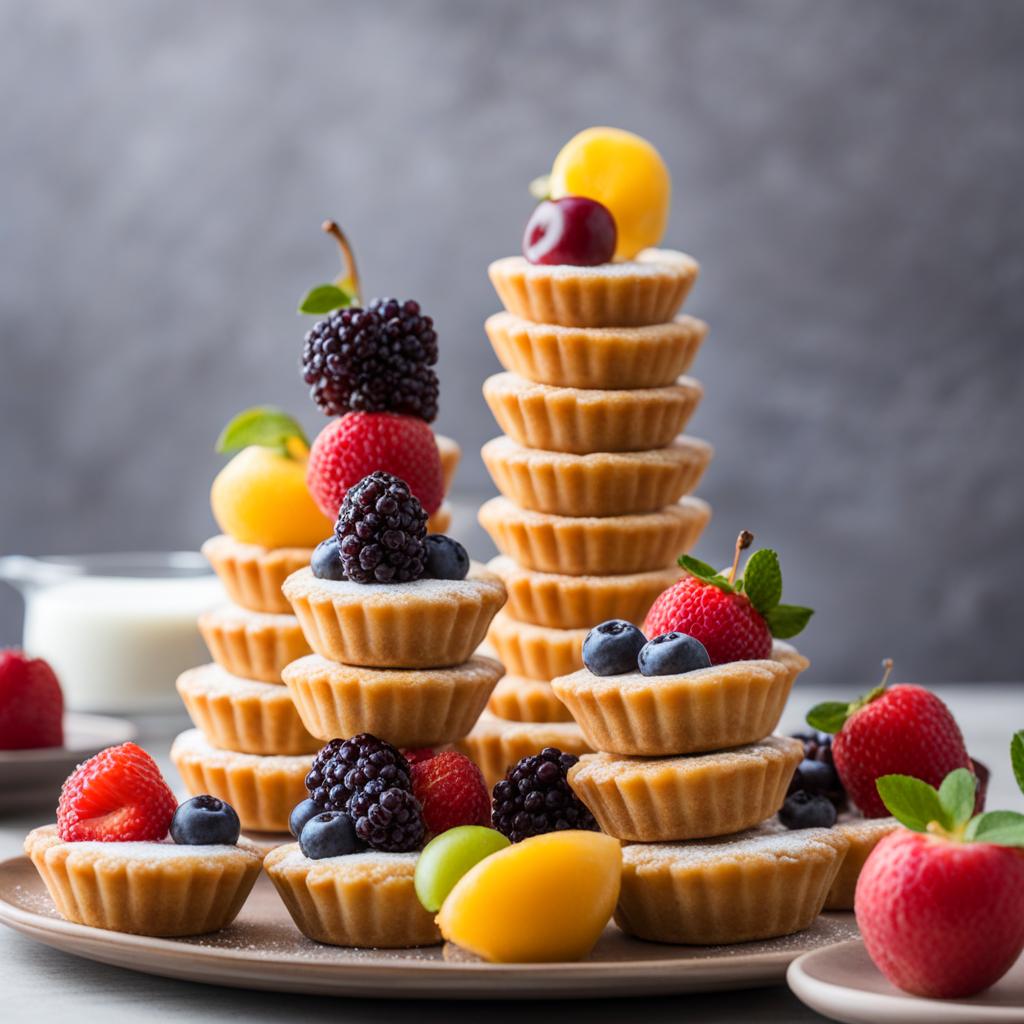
[788, 939, 1024, 1023]
[0, 855, 859, 999]
[0, 713, 136, 812]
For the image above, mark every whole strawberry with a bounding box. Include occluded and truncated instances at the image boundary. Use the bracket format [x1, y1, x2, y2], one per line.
[411, 751, 491, 835]
[0, 650, 64, 750]
[808, 661, 973, 817]
[306, 411, 444, 519]
[642, 530, 812, 665]
[856, 737, 1024, 999]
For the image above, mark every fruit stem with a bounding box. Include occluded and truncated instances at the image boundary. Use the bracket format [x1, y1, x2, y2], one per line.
[878, 658, 894, 690]
[728, 530, 755, 585]
[321, 220, 361, 305]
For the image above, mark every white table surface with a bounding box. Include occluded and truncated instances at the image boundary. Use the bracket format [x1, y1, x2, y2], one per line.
[1, 683, 1020, 1023]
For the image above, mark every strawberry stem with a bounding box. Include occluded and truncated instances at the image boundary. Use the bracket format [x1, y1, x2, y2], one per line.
[322, 220, 361, 305]
[878, 658, 894, 689]
[727, 530, 754, 585]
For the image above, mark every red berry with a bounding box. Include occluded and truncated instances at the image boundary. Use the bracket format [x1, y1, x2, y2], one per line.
[411, 751, 491, 835]
[306, 411, 444, 519]
[832, 685, 972, 817]
[402, 747, 436, 767]
[523, 197, 617, 266]
[642, 576, 773, 665]
[0, 650, 63, 750]
[856, 829, 1024, 998]
[57, 742, 177, 842]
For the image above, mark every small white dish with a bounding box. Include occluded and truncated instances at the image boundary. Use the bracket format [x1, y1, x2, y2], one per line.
[788, 938, 1024, 1023]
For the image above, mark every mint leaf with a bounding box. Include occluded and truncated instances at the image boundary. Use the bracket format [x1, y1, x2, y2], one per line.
[806, 701, 851, 734]
[743, 549, 782, 616]
[1012, 731, 1024, 798]
[216, 407, 308, 456]
[876, 774, 949, 832]
[678, 555, 734, 593]
[965, 810, 1024, 847]
[938, 768, 977, 829]
[765, 603, 813, 639]
[298, 283, 353, 315]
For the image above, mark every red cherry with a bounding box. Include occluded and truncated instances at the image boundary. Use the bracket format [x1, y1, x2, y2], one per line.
[522, 197, 617, 266]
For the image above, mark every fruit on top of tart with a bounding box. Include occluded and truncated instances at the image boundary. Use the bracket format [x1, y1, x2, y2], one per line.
[411, 751, 491, 835]
[522, 196, 617, 267]
[211, 407, 332, 549]
[580, 619, 711, 677]
[299, 810, 362, 859]
[642, 530, 813, 665]
[414, 825, 510, 912]
[855, 737, 1024, 998]
[170, 795, 241, 846]
[544, 126, 671, 260]
[0, 649, 63, 750]
[807, 660, 975, 818]
[436, 830, 622, 962]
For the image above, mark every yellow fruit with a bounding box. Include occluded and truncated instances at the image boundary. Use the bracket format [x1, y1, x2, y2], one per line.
[436, 830, 622, 962]
[210, 443, 332, 549]
[549, 127, 671, 260]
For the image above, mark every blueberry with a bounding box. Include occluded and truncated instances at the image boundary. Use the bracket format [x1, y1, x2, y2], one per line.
[170, 795, 241, 846]
[582, 620, 647, 676]
[789, 758, 839, 796]
[299, 811, 360, 859]
[637, 632, 711, 676]
[423, 534, 469, 580]
[779, 791, 838, 830]
[311, 535, 346, 581]
[289, 798, 322, 839]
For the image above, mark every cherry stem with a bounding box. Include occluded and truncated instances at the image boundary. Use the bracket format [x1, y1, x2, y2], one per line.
[727, 530, 755, 585]
[878, 658, 894, 689]
[321, 220, 361, 304]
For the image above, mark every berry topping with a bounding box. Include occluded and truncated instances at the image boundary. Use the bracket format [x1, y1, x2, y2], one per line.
[492, 748, 599, 843]
[305, 734, 411, 813]
[411, 751, 491, 835]
[414, 825, 510, 912]
[299, 810, 361, 859]
[778, 790, 837, 830]
[57, 742, 177, 843]
[306, 411, 444, 520]
[333, 471, 428, 584]
[288, 797, 322, 839]
[581, 620, 646, 676]
[522, 197, 617, 267]
[348, 780, 425, 852]
[637, 631, 711, 676]
[0, 649, 63, 750]
[642, 531, 813, 665]
[310, 535, 346, 581]
[170, 795, 241, 846]
[423, 534, 470, 581]
[402, 747, 436, 767]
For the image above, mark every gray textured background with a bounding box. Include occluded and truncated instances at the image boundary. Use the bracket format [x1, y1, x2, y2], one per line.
[2, 0, 1023, 685]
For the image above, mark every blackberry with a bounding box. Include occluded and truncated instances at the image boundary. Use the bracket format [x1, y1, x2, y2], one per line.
[334, 471, 427, 584]
[301, 298, 439, 421]
[349, 779, 425, 852]
[305, 734, 412, 812]
[492, 747, 599, 843]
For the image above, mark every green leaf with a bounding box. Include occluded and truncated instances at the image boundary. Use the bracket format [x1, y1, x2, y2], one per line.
[743, 549, 783, 616]
[938, 768, 977, 830]
[806, 701, 851, 734]
[215, 407, 308, 456]
[876, 774, 949, 832]
[298, 283, 353, 315]
[677, 555, 734, 592]
[1012, 731, 1024, 798]
[765, 603, 814, 639]
[965, 810, 1024, 847]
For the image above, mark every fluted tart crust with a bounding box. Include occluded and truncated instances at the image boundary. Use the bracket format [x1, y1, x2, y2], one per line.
[825, 816, 899, 910]
[486, 610, 586, 681]
[202, 534, 312, 614]
[435, 433, 461, 492]
[198, 604, 310, 683]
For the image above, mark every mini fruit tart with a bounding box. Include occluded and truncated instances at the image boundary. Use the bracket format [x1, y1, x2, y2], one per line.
[567, 736, 803, 842]
[202, 534, 311, 615]
[488, 249, 699, 328]
[486, 610, 586, 681]
[434, 434, 461, 491]
[427, 501, 453, 536]
[482, 435, 712, 519]
[198, 604, 311, 683]
[281, 653, 503, 748]
[487, 674, 575, 724]
[482, 372, 702, 454]
[484, 311, 706, 390]
[825, 816, 900, 910]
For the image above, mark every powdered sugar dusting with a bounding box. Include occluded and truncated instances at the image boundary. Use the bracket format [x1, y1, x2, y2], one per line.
[491, 250, 696, 279]
[624, 828, 845, 870]
[284, 564, 501, 603]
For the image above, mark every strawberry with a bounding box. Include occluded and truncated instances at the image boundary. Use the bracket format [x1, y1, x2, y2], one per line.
[402, 747, 437, 767]
[306, 411, 444, 519]
[411, 751, 491, 835]
[855, 737, 1024, 998]
[642, 530, 812, 665]
[57, 742, 178, 842]
[808, 661, 973, 817]
[0, 650, 64, 750]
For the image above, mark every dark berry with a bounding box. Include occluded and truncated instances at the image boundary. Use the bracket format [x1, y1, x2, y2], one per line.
[311, 536, 346, 581]
[422, 534, 469, 580]
[348, 780, 425, 852]
[334, 471, 427, 584]
[299, 811, 361, 859]
[170, 795, 240, 846]
[789, 730, 847, 810]
[301, 297, 439, 421]
[491, 747, 599, 843]
[637, 631, 711, 676]
[582, 620, 646, 676]
[779, 791, 838, 830]
[305, 734, 412, 812]
[523, 197, 617, 266]
[789, 758, 840, 797]
[289, 798, 322, 839]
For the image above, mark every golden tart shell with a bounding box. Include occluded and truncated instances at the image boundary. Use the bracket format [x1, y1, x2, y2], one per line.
[282, 653, 503, 748]
[435, 433, 461, 491]
[25, 825, 262, 937]
[486, 674, 575, 723]
[198, 604, 310, 683]
[486, 610, 585, 681]
[427, 502, 452, 535]
[825, 816, 900, 910]
[202, 534, 311, 614]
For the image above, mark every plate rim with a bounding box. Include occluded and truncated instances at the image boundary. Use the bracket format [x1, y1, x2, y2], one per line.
[0, 711, 136, 764]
